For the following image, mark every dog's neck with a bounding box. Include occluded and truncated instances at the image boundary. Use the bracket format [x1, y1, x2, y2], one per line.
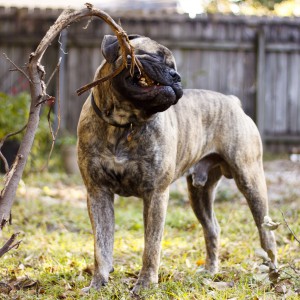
[91, 92, 132, 128]
[92, 82, 155, 129]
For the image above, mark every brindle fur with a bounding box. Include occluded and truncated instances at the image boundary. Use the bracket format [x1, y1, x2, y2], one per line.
[77, 36, 276, 293]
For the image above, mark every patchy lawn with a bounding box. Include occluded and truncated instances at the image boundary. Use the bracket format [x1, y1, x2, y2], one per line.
[0, 160, 299, 299]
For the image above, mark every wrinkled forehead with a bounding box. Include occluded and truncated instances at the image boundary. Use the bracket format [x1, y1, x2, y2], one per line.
[130, 37, 176, 69]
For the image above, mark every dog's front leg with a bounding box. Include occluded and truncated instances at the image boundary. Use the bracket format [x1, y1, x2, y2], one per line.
[133, 189, 169, 294]
[82, 188, 114, 293]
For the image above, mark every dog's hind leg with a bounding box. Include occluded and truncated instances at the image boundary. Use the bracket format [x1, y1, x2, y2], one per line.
[232, 161, 277, 264]
[187, 167, 222, 274]
[82, 189, 115, 292]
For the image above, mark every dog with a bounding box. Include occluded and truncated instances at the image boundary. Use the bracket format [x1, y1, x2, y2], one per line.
[77, 34, 277, 293]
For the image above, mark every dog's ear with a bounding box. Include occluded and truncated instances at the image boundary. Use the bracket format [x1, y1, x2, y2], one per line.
[101, 35, 120, 63]
[101, 34, 142, 63]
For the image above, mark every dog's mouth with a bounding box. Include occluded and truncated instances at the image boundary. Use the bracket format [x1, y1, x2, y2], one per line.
[112, 57, 183, 115]
[135, 74, 161, 87]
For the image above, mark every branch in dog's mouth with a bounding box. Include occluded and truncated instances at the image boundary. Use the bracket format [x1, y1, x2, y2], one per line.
[136, 74, 160, 87]
[76, 56, 145, 97]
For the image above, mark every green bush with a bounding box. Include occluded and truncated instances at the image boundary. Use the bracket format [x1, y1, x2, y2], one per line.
[0, 92, 60, 172]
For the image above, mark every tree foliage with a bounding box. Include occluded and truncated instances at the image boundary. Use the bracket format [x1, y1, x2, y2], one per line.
[206, 0, 297, 16]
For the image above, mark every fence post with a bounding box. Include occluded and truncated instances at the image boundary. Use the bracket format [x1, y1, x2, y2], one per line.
[256, 29, 266, 144]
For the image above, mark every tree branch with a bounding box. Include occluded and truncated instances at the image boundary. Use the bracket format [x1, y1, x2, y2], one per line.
[2, 53, 32, 83]
[0, 4, 144, 230]
[281, 210, 300, 245]
[0, 232, 22, 258]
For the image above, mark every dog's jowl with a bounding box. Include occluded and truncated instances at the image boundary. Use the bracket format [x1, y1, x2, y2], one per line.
[77, 35, 276, 293]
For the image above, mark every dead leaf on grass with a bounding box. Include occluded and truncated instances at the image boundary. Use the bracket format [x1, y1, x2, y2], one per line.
[82, 265, 94, 275]
[13, 276, 38, 290]
[0, 281, 12, 295]
[202, 278, 234, 290]
[274, 284, 287, 294]
[196, 259, 205, 266]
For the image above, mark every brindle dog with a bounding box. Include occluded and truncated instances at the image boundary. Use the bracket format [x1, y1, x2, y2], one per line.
[77, 35, 277, 293]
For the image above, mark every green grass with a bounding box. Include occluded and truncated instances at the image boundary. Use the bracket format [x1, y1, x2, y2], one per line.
[0, 173, 299, 299]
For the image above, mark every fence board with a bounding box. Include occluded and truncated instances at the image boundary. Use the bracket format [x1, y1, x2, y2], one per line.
[287, 52, 299, 134]
[274, 52, 288, 134]
[264, 53, 277, 135]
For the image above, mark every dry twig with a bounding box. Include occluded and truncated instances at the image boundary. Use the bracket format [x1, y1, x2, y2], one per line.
[2, 53, 32, 83]
[0, 3, 144, 232]
[281, 210, 300, 245]
[0, 232, 21, 258]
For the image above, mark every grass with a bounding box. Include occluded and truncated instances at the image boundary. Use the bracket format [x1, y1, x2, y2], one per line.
[0, 172, 299, 299]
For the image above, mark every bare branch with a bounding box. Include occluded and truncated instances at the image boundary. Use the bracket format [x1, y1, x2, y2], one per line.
[46, 57, 62, 87]
[281, 210, 300, 245]
[58, 32, 68, 55]
[0, 125, 27, 149]
[77, 63, 125, 96]
[0, 232, 22, 258]
[0, 152, 9, 174]
[0, 3, 143, 230]
[35, 95, 55, 107]
[2, 53, 32, 83]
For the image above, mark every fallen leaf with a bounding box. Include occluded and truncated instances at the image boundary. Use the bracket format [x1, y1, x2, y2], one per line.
[202, 278, 234, 290]
[211, 281, 234, 290]
[13, 276, 38, 290]
[258, 264, 269, 273]
[0, 282, 12, 295]
[268, 267, 280, 284]
[274, 284, 287, 294]
[253, 273, 269, 282]
[196, 259, 205, 266]
[185, 258, 191, 268]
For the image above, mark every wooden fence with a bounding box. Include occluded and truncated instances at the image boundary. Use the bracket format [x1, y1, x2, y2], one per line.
[0, 7, 299, 150]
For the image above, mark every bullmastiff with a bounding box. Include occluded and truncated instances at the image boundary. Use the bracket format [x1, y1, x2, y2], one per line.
[77, 35, 277, 293]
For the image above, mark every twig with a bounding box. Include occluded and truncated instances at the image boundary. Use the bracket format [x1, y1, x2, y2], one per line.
[41, 59, 62, 171]
[46, 57, 62, 87]
[0, 125, 27, 149]
[83, 16, 93, 29]
[58, 32, 68, 55]
[76, 63, 125, 96]
[2, 53, 32, 83]
[35, 95, 55, 107]
[0, 232, 22, 258]
[0, 152, 9, 174]
[281, 210, 300, 245]
[288, 262, 300, 274]
[0, 3, 144, 232]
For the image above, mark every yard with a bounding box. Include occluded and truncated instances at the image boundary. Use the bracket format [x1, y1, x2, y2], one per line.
[0, 158, 299, 299]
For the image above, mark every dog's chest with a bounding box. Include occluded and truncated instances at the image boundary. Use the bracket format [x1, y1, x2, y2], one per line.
[90, 133, 165, 197]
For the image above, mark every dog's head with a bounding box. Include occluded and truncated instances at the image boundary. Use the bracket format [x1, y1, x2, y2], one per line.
[101, 35, 183, 115]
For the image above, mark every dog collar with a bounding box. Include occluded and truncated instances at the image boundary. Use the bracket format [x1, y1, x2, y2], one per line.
[90, 92, 132, 129]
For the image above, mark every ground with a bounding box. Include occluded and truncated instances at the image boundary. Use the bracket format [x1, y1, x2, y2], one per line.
[0, 159, 299, 299]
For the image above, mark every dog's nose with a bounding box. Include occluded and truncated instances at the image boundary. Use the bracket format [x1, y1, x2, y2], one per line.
[169, 69, 181, 82]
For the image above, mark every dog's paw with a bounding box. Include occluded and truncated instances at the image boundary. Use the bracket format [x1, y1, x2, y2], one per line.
[81, 278, 108, 293]
[196, 264, 218, 276]
[131, 280, 157, 295]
